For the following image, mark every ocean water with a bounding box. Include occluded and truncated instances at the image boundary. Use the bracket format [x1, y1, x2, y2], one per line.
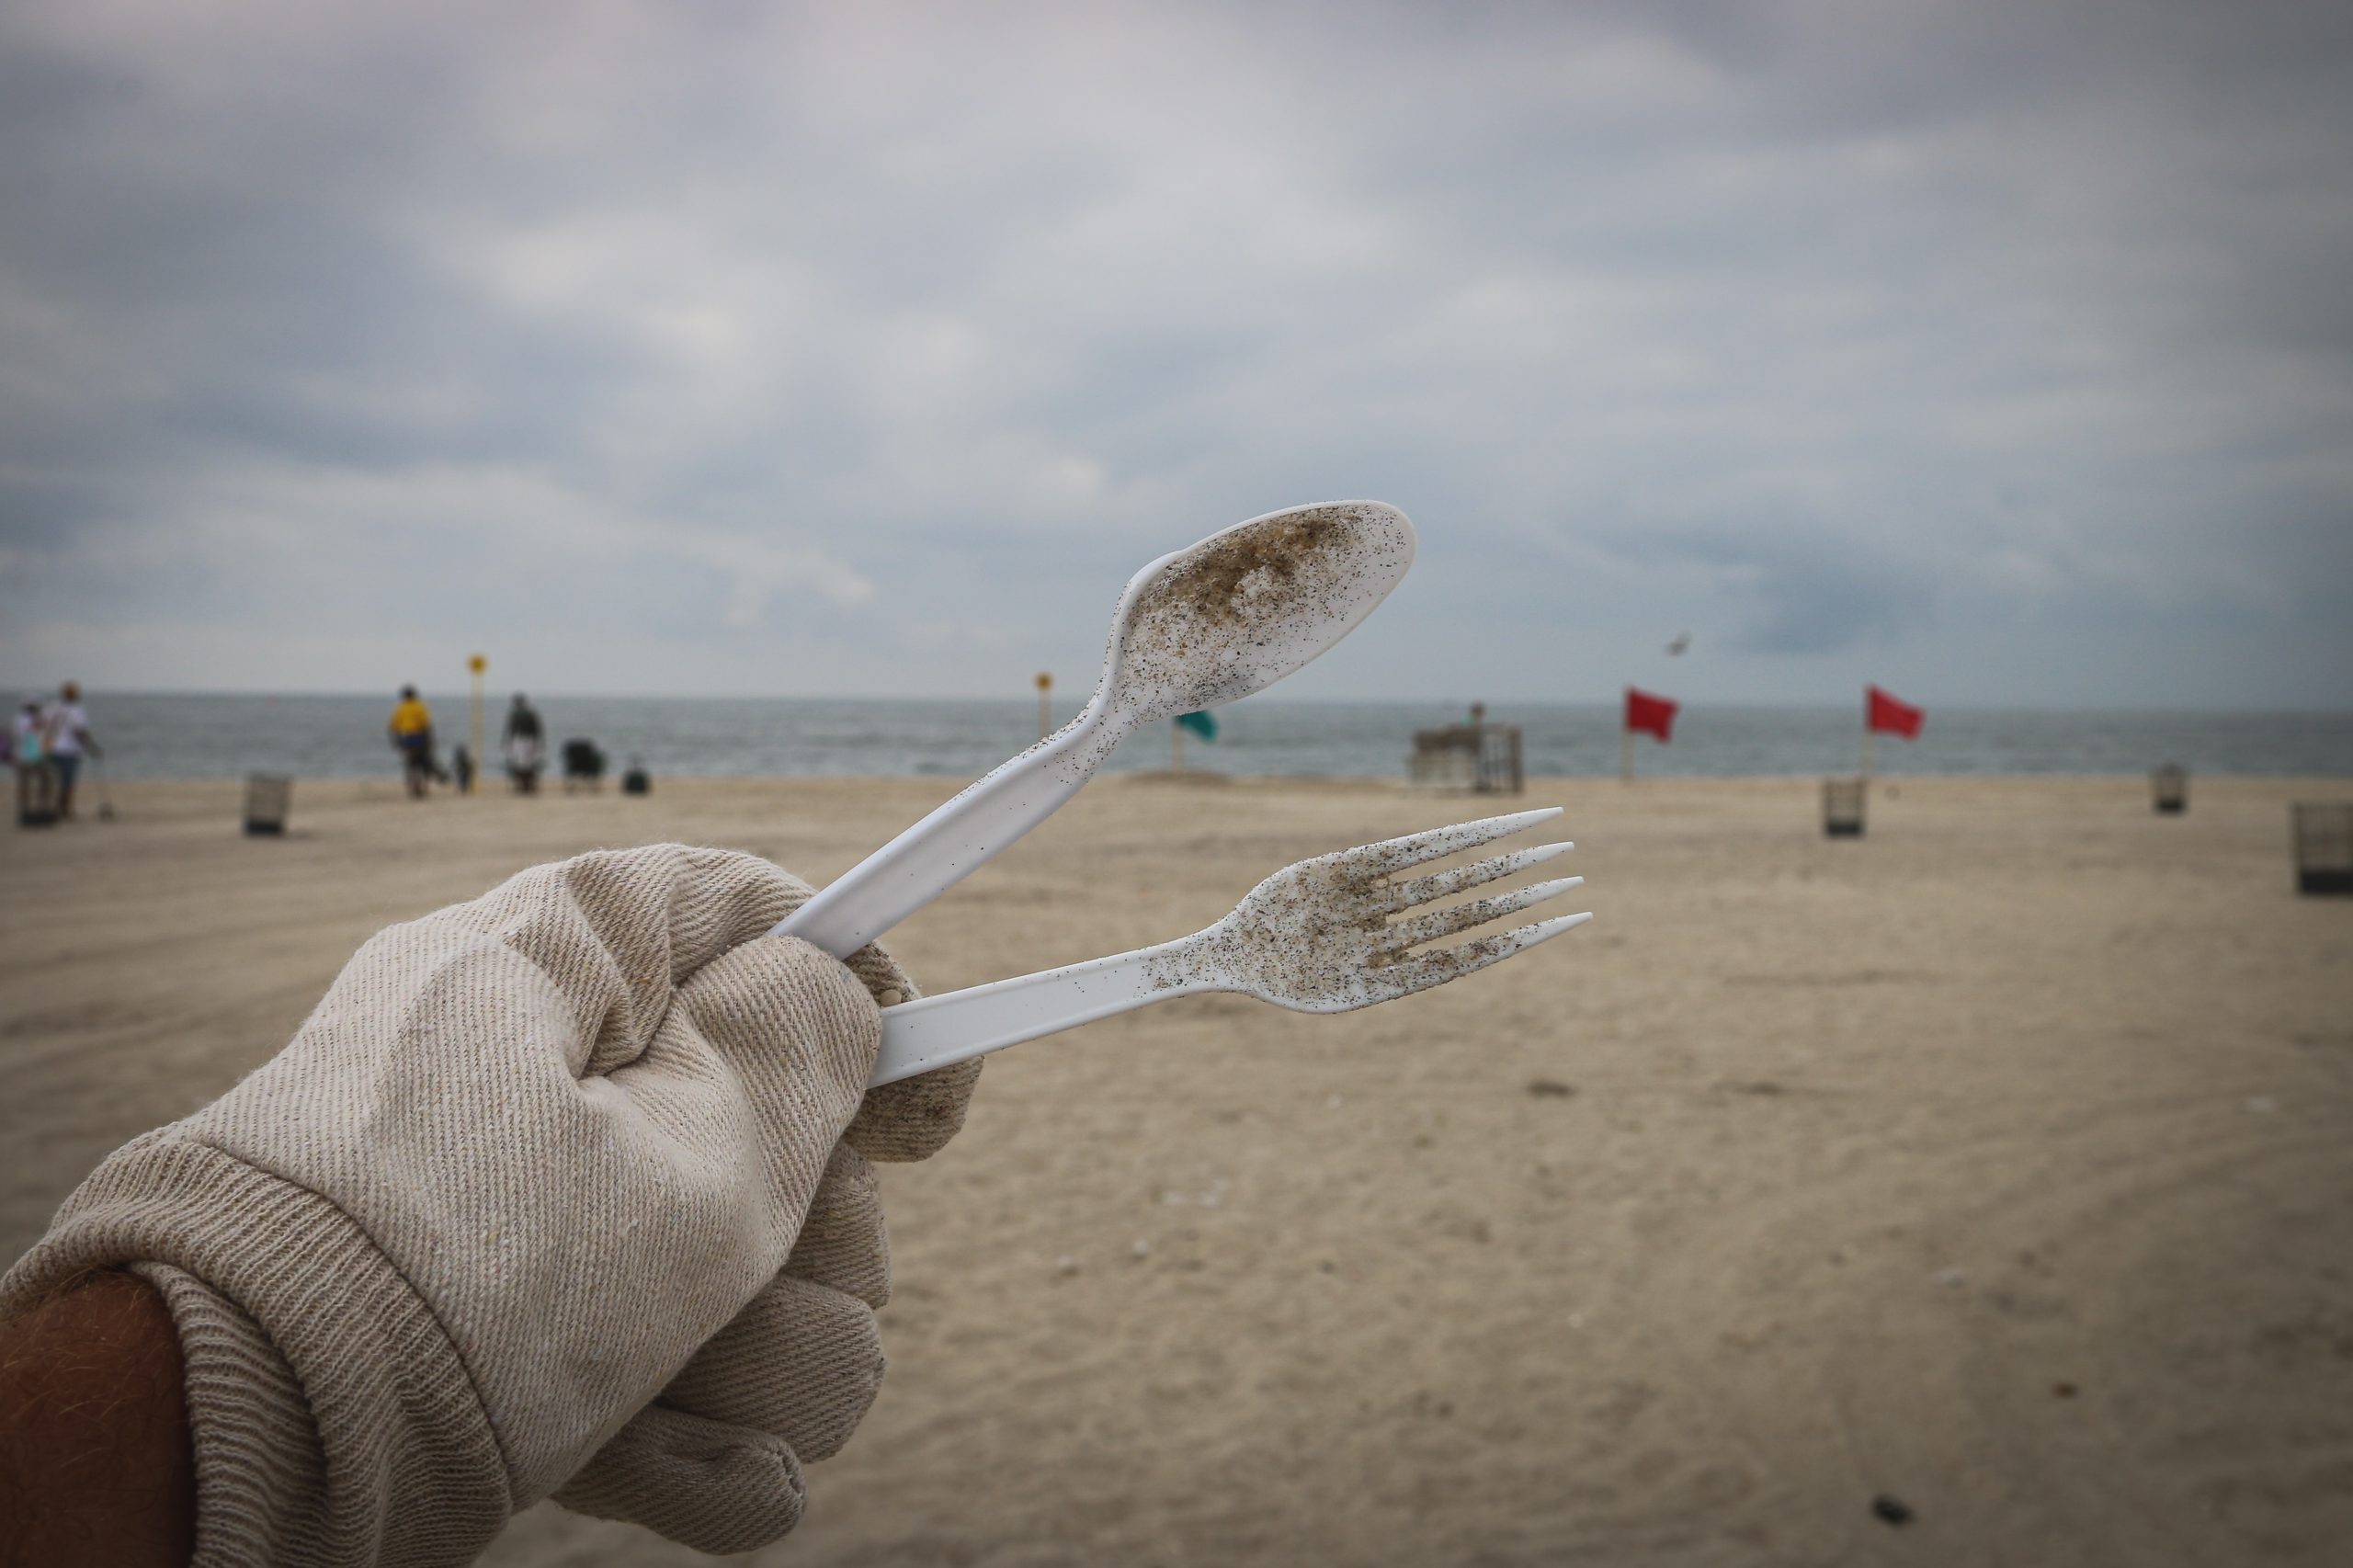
[51, 693, 2353, 782]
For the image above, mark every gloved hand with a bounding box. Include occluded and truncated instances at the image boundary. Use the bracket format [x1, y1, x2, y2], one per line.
[0, 845, 981, 1567]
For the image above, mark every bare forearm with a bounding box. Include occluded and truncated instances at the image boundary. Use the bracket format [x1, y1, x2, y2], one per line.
[0, 1269, 195, 1568]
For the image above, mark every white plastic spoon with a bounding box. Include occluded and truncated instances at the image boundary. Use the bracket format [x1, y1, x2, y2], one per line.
[776, 500, 1416, 957]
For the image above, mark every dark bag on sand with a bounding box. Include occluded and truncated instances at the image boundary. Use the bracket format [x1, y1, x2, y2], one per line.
[563, 739, 606, 787]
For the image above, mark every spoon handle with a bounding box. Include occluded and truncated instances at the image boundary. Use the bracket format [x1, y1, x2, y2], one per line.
[774, 716, 1111, 957]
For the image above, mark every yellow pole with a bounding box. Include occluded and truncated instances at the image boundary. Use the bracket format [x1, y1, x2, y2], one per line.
[1171, 719, 1183, 771]
[468, 653, 487, 794]
[1035, 671, 1052, 739]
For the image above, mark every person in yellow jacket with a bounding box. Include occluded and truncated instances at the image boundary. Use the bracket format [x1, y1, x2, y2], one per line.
[387, 685, 445, 798]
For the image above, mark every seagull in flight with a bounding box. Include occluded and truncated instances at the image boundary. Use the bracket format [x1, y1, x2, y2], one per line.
[1665, 631, 1691, 656]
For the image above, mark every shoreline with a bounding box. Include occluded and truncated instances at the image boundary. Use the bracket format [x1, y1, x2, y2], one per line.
[47, 694, 2353, 787]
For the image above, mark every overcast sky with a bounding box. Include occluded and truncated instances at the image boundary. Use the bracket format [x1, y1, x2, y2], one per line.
[3, 0, 2348, 708]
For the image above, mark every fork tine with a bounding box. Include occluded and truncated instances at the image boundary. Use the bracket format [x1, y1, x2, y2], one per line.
[1389, 909, 1594, 993]
[1384, 875, 1584, 952]
[1357, 807, 1563, 875]
[1386, 840, 1574, 910]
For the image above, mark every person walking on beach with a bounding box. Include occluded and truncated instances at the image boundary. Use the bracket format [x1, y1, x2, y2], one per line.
[504, 692, 546, 793]
[388, 684, 443, 798]
[0, 844, 980, 1567]
[39, 682, 100, 821]
[12, 699, 54, 825]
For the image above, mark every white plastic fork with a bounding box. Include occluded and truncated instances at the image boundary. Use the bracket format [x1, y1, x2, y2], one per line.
[870, 807, 1588, 1085]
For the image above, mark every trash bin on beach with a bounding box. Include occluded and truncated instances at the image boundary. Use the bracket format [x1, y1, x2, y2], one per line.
[622, 757, 651, 796]
[2291, 803, 2353, 895]
[244, 774, 291, 836]
[1824, 778, 1866, 838]
[2151, 765, 2188, 814]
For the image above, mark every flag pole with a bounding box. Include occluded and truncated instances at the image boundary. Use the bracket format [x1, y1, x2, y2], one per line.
[1861, 725, 1875, 785]
[1620, 728, 1633, 783]
[467, 653, 487, 795]
[1172, 718, 1183, 772]
[1035, 672, 1052, 740]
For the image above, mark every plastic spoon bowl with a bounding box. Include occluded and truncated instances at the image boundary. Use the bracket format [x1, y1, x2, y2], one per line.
[777, 500, 1416, 956]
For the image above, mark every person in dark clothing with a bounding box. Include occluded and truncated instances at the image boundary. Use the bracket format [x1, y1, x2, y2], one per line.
[504, 694, 546, 794]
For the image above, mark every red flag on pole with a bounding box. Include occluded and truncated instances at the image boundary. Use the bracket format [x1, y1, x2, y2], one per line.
[1625, 687, 1679, 743]
[1866, 684, 1924, 740]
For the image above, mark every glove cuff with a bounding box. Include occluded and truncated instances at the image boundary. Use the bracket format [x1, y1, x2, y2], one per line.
[0, 1132, 510, 1567]
[127, 1261, 325, 1568]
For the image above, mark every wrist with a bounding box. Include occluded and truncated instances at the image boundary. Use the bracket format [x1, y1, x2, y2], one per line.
[0, 1269, 194, 1568]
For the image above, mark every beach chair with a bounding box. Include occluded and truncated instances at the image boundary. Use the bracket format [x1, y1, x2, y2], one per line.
[562, 739, 607, 792]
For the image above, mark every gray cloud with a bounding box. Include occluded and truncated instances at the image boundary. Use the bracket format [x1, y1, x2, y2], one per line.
[2, 0, 2349, 708]
[1602, 526, 1937, 656]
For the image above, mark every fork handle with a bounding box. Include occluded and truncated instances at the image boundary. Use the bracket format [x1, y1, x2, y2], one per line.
[871, 937, 1211, 1086]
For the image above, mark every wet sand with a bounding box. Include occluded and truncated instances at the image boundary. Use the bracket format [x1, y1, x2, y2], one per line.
[4, 773, 2349, 1565]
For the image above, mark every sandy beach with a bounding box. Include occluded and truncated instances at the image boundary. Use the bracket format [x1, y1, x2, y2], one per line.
[3, 772, 2348, 1566]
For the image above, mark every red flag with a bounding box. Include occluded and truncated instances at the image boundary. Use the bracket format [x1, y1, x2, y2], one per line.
[1866, 684, 1924, 740]
[1625, 687, 1678, 743]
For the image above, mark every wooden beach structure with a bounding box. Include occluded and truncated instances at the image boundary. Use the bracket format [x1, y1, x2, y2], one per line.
[2151, 765, 2188, 814]
[1409, 705, 1524, 795]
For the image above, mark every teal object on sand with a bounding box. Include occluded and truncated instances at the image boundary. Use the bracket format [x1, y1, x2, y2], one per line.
[1176, 710, 1218, 743]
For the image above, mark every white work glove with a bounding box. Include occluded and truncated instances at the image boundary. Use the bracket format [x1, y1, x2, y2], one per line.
[0, 845, 982, 1566]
